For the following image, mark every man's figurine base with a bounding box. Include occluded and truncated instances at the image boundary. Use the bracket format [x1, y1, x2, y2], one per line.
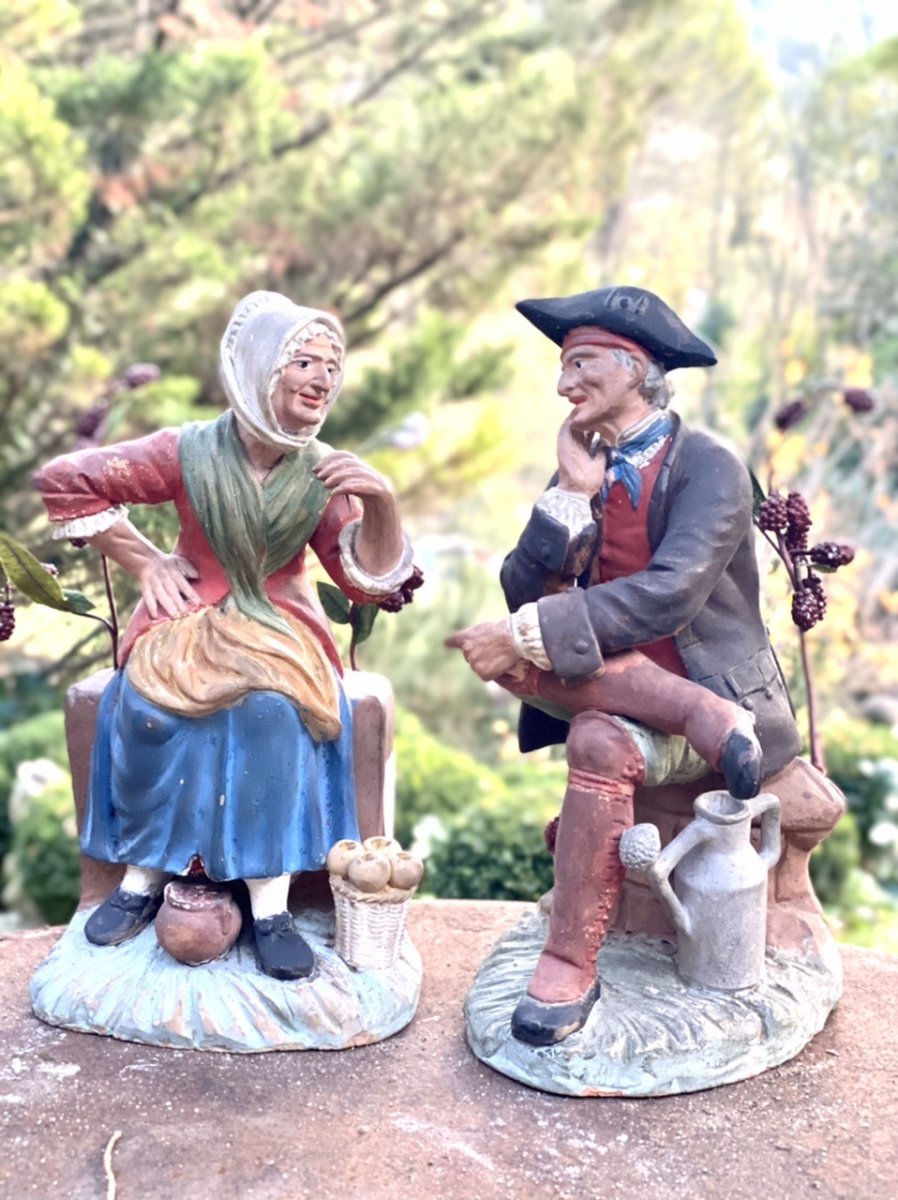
[30, 903, 421, 1053]
[464, 907, 842, 1097]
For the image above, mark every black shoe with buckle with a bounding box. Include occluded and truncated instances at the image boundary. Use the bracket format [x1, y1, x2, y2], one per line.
[719, 726, 763, 800]
[253, 911, 316, 980]
[84, 887, 164, 947]
[510, 981, 600, 1046]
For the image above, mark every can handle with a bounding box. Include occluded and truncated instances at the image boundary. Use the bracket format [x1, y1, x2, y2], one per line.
[646, 820, 710, 938]
[746, 792, 781, 870]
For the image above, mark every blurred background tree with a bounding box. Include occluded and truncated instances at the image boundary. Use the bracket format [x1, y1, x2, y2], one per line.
[1, 0, 896, 945]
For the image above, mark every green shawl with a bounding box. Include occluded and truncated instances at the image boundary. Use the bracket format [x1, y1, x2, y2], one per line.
[179, 412, 330, 638]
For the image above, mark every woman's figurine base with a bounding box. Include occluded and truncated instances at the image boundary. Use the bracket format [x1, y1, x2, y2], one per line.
[31, 900, 422, 1053]
[464, 906, 842, 1097]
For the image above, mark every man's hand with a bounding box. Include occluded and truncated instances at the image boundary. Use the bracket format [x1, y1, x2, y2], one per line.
[556, 413, 606, 496]
[446, 620, 523, 681]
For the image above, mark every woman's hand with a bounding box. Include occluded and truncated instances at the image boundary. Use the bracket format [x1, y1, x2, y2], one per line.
[556, 413, 606, 496]
[87, 519, 201, 619]
[314, 451, 396, 507]
[315, 451, 404, 578]
[445, 620, 523, 682]
[136, 553, 201, 619]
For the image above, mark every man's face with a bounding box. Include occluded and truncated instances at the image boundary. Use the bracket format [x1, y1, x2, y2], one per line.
[557, 342, 650, 438]
[270, 334, 341, 433]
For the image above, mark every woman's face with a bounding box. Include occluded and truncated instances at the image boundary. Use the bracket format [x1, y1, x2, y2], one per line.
[270, 334, 342, 434]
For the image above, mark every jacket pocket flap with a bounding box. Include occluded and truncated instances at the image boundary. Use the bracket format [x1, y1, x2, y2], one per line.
[699, 647, 779, 699]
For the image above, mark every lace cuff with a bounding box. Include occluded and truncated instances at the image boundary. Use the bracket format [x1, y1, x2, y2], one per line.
[337, 520, 415, 597]
[509, 603, 552, 671]
[50, 505, 129, 541]
[536, 487, 595, 538]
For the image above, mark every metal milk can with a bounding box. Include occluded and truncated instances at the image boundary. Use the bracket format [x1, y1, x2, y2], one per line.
[619, 790, 781, 990]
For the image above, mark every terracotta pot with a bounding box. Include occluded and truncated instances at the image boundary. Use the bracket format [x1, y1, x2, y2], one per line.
[155, 879, 242, 966]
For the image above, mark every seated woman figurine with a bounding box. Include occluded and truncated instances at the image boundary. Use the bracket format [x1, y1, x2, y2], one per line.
[34, 291, 415, 982]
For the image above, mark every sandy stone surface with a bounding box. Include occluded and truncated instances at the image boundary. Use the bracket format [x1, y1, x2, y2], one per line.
[1, 899, 896, 1200]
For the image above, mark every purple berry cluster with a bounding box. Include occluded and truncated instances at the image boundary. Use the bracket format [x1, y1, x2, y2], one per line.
[755, 490, 854, 632]
[843, 387, 875, 414]
[73, 362, 161, 451]
[0, 584, 14, 643]
[0, 563, 67, 643]
[378, 564, 425, 613]
[773, 399, 808, 432]
[792, 576, 827, 631]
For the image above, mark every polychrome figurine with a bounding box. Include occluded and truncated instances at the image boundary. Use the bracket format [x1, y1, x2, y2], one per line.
[34, 291, 415, 985]
[451, 287, 844, 1087]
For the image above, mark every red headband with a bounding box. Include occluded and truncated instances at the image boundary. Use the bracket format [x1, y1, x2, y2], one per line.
[561, 326, 647, 360]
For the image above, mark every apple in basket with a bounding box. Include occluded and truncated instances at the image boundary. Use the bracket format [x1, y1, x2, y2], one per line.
[347, 851, 393, 893]
[389, 852, 424, 890]
[326, 839, 363, 877]
[363, 836, 402, 858]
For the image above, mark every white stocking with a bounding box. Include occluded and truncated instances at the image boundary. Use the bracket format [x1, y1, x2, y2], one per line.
[246, 874, 291, 921]
[121, 865, 170, 896]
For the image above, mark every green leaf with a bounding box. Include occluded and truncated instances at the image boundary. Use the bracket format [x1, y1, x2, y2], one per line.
[62, 589, 95, 614]
[0, 531, 69, 611]
[748, 468, 767, 518]
[317, 581, 351, 624]
[349, 602, 379, 646]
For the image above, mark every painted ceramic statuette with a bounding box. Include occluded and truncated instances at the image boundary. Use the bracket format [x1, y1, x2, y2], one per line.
[450, 285, 845, 1095]
[30, 291, 423, 1052]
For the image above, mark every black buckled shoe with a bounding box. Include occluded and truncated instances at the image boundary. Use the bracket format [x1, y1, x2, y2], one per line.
[719, 725, 763, 800]
[253, 912, 316, 981]
[84, 887, 164, 947]
[510, 981, 599, 1046]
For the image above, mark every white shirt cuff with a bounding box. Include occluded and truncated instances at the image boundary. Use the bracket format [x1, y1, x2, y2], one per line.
[508, 603, 552, 671]
[536, 487, 595, 537]
[50, 505, 129, 540]
[336, 519, 415, 597]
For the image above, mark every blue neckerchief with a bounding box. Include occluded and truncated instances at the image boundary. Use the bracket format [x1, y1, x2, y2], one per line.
[600, 412, 672, 510]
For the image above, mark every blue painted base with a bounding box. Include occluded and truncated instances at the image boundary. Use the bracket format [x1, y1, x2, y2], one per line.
[31, 905, 422, 1053]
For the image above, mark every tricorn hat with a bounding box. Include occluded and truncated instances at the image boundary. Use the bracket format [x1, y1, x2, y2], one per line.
[515, 286, 717, 371]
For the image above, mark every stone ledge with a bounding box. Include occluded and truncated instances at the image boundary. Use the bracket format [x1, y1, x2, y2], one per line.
[1, 900, 896, 1200]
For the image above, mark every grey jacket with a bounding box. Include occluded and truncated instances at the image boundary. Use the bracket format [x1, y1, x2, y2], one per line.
[500, 415, 802, 778]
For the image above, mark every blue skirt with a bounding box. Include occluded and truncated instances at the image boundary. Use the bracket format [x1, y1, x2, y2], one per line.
[82, 671, 360, 880]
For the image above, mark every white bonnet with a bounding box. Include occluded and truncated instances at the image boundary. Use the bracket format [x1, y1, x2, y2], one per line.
[220, 290, 345, 450]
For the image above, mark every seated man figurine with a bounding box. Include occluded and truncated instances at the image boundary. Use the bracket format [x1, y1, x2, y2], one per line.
[35, 291, 415, 983]
[449, 286, 802, 1046]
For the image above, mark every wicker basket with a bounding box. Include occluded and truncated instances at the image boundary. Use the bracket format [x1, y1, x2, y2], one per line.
[330, 875, 415, 970]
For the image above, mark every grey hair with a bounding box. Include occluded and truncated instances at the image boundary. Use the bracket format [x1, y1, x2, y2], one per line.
[611, 348, 673, 409]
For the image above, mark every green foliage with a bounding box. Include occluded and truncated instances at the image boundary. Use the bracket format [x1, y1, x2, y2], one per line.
[0, 58, 89, 265]
[318, 583, 352, 624]
[346, 550, 523, 759]
[822, 715, 898, 886]
[0, 673, 62, 730]
[0, 531, 93, 615]
[811, 716, 898, 949]
[324, 314, 513, 446]
[8, 775, 80, 926]
[0, 711, 67, 866]
[810, 809, 862, 907]
[422, 782, 557, 901]
[394, 708, 504, 848]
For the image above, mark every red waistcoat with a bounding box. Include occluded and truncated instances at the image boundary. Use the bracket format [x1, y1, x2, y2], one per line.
[591, 439, 687, 677]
